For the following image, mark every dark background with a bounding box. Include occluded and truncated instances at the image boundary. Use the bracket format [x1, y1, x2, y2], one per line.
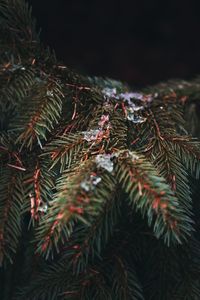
[28, 0, 200, 87]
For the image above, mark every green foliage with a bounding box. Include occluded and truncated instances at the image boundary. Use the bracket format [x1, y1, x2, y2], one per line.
[1, 1, 200, 299]
[114, 151, 192, 244]
[0, 166, 25, 266]
[0, 65, 35, 130]
[0, 0, 39, 60]
[35, 158, 117, 259]
[12, 79, 64, 149]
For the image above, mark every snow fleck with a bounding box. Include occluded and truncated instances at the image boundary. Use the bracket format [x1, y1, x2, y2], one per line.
[80, 181, 90, 192]
[95, 154, 114, 172]
[102, 87, 153, 105]
[38, 202, 48, 213]
[118, 92, 144, 101]
[83, 114, 111, 142]
[102, 87, 117, 98]
[80, 174, 102, 192]
[82, 129, 102, 142]
[117, 92, 153, 104]
[126, 111, 147, 124]
[92, 175, 102, 185]
[47, 90, 54, 97]
[102, 88, 152, 124]
[127, 104, 144, 113]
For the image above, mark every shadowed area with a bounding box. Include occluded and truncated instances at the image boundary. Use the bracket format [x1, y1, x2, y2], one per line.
[28, 0, 200, 86]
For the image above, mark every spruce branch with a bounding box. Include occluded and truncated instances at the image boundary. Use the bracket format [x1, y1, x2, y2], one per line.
[0, 64, 35, 130]
[164, 135, 200, 178]
[114, 151, 192, 244]
[15, 258, 74, 300]
[35, 158, 116, 258]
[22, 158, 56, 223]
[11, 79, 64, 149]
[1, 1, 200, 299]
[0, 166, 25, 266]
[41, 133, 86, 173]
[111, 255, 144, 300]
[136, 102, 198, 225]
[63, 189, 120, 277]
[0, 0, 39, 58]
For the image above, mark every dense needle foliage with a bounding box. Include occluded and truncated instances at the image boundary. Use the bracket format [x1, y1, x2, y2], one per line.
[1, 1, 200, 299]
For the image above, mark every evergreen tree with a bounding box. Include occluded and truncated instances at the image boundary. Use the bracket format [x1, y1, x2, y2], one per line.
[1, 1, 200, 299]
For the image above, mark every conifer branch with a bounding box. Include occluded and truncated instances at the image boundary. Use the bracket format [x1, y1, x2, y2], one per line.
[63, 189, 120, 276]
[136, 102, 197, 217]
[35, 158, 116, 258]
[111, 255, 144, 300]
[114, 151, 192, 244]
[12, 79, 64, 149]
[22, 158, 55, 223]
[0, 65, 35, 129]
[164, 135, 200, 178]
[1, 1, 200, 299]
[42, 133, 85, 172]
[0, 167, 25, 266]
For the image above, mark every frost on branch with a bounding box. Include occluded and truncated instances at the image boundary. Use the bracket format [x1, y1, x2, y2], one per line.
[102, 87, 117, 98]
[82, 114, 111, 142]
[82, 129, 102, 142]
[102, 88, 152, 124]
[126, 109, 147, 123]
